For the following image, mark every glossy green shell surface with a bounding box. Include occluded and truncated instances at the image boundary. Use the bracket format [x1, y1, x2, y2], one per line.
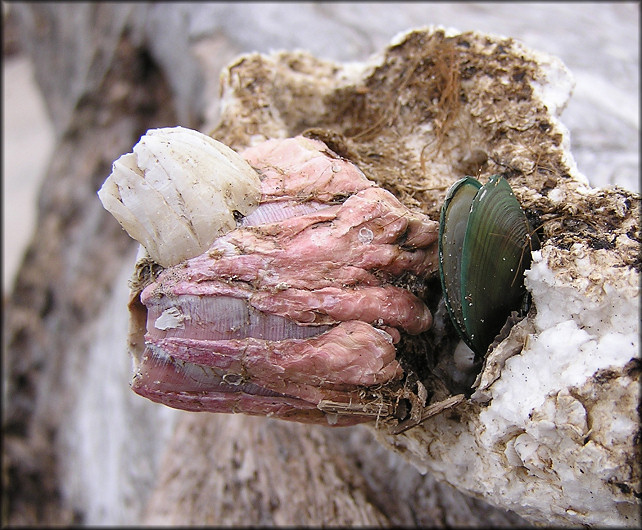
[438, 175, 539, 356]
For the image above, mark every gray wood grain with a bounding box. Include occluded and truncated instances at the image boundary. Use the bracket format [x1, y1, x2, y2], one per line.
[2, 2, 638, 526]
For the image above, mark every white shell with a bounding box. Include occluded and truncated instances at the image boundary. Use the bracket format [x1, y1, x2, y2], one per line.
[98, 126, 261, 267]
[154, 307, 185, 330]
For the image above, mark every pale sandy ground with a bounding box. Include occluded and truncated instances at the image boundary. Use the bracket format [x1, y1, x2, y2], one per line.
[3, 2, 639, 295]
[3, 56, 55, 294]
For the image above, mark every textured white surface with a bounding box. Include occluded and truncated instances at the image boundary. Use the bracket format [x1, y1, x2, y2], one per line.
[98, 127, 261, 267]
[477, 244, 639, 525]
[380, 241, 639, 524]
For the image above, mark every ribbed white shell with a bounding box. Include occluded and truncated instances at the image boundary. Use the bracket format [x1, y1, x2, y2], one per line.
[98, 127, 261, 267]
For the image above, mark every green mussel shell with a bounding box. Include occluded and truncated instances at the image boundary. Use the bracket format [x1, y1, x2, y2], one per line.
[438, 175, 539, 356]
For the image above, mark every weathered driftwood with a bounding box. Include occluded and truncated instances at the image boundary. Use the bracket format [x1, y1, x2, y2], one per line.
[2, 6, 180, 524]
[3, 4, 639, 527]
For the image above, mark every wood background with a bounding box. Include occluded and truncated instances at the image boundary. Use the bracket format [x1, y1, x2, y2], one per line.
[2, 2, 639, 526]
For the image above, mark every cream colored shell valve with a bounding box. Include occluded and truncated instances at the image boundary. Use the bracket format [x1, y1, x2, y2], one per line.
[97, 126, 262, 267]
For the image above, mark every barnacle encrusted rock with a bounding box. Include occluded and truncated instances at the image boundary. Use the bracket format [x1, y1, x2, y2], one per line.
[202, 27, 639, 527]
